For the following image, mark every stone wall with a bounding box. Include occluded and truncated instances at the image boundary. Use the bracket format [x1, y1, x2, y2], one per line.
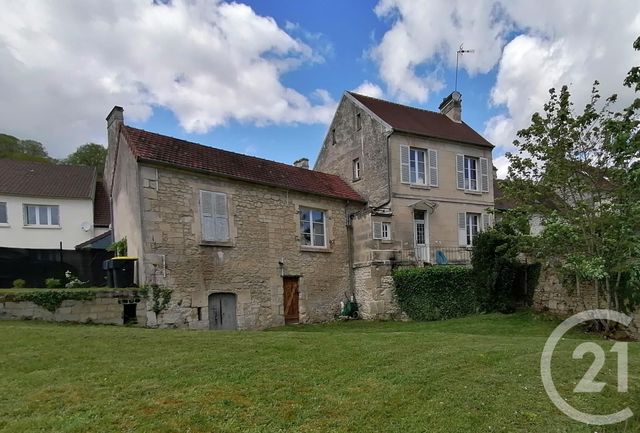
[138, 164, 359, 330]
[0, 290, 147, 325]
[533, 264, 639, 339]
[354, 264, 402, 320]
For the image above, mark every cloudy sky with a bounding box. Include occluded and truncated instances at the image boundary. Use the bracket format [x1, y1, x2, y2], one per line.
[1, 0, 639, 177]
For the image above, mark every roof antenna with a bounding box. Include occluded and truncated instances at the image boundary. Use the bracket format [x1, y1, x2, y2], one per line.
[455, 44, 475, 91]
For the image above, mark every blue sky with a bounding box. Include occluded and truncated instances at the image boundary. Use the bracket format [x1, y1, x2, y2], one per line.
[1, 1, 638, 177]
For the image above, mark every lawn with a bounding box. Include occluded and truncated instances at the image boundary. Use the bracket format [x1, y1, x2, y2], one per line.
[0, 313, 638, 433]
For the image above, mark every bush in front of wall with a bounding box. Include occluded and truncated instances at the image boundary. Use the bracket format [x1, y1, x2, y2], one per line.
[12, 279, 26, 289]
[392, 265, 476, 321]
[45, 278, 63, 289]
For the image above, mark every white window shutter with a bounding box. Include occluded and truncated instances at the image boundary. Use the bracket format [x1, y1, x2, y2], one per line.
[456, 154, 464, 190]
[213, 192, 229, 241]
[458, 212, 467, 246]
[200, 190, 215, 241]
[373, 221, 383, 240]
[482, 213, 491, 231]
[480, 157, 489, 192]
[428, 149, 438, 187]
[400, 145, 410, 184]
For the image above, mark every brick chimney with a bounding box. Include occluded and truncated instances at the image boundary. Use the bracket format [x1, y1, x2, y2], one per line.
[104, 106, 124, 189]
[439, 91, 462, 122]
[293, 158, 309, 169]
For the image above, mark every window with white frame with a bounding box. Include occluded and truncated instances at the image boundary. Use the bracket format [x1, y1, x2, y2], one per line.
[300, 207, 326, 247]
[458, 212, 491, 246]
[400, 145, 438, 187]
[352, 158, 361, 181]
[466, 213, 480, 245]
[456, 154, 489, 192]
[200, 190, 229, 242]
[409, 148, 427, 185]
[373, 221, 391, 240]
[0, 202, 6, 224]
[23, 204, 59, 226]
[355, 113, 362, 130]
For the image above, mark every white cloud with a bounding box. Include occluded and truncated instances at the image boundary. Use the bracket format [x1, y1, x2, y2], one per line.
[0, 0, 335, 157]
[492, 155, 510, 179]
[372, 0, 640, 159]
[352, 81, 384, 99]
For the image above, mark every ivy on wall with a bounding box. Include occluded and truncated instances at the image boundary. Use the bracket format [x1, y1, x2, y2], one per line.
[0, 290, 97, 312]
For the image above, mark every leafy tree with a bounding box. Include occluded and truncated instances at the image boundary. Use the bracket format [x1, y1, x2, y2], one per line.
[0, 134, 51, 162]
[504, 36, 640, 319]
[65, 143, 107, 174]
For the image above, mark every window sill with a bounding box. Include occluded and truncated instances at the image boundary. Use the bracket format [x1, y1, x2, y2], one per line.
[464, 190, 483, 196]
[0, 224, 9, 228]
[380, 239, 393, 244]
[200, 240, 234, 248]
[23, 225, 62, 230]
[352, 177, 361, 183]
[409, 184, 430, 190]
[299, 246, 332, 253]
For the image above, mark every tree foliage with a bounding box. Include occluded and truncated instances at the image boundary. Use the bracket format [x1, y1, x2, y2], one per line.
[0, 133, 51, 162]
[504, 36, 640, 314]
[65, 143, 107, 174]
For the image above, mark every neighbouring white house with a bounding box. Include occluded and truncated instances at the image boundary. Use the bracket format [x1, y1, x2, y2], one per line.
[0, 159, 111, 250]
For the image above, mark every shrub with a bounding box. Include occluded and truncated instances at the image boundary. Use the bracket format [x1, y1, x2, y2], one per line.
[12, 279, 26, 289]
[392, 266, 476, 321]
[45, 278, 63, 289]
[64, 270, 89, 288]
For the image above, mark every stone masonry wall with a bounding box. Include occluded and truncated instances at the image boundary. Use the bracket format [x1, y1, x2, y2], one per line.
[0, 290, 147, 325]
[354, 264, 402, 320]
[139, 164, 359, 330]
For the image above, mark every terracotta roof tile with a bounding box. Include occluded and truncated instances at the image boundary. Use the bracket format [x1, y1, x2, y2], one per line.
[0, 159, 96, 199]
[122, 126, 365, 203]
[348, 92, 493, 148]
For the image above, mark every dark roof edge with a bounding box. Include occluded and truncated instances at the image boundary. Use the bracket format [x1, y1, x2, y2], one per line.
[75, 230, 112, 250]
[392, 128, 495, 149]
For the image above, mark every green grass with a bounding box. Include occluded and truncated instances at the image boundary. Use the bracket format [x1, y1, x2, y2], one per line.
[1, 312, 638, 432]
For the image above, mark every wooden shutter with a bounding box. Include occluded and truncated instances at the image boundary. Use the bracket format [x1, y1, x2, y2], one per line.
[482, 213, 491, 231]
[458, 212, 467, 246]
[456, 154, 464, 190]
[213, 192, 229, 241]
[428, 149, 438, 187]
[372, 221, 383, 240]
[200, 190, 215, 241]
[400, 145, 410, 184]
[480, 157, 489, 192]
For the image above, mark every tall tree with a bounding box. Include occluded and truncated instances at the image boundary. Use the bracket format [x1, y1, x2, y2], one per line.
[65, 143, 107, 174]
[504, 36, 640, 316]
[0, 134, 51, 162]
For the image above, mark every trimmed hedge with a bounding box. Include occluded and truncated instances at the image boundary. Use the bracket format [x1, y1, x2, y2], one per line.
[392, 266, 476, 321]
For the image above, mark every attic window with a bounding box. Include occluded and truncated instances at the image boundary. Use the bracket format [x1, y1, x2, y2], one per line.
[356, 113, 362, 131]
[332, 128, 336, 146]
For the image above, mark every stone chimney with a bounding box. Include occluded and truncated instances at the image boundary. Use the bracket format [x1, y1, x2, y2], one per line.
[438, 91, 462, 122]
[293, 158, 309, 169]
[104, 106, 124, 190]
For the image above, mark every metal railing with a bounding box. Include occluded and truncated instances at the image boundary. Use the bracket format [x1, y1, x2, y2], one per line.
[398, 245, 472, 265]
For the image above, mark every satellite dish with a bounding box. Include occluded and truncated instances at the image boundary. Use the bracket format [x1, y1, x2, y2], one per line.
[80, 222, 92, 232]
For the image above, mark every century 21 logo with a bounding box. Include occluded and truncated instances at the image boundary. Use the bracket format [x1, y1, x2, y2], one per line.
[541, 310, 633, 425]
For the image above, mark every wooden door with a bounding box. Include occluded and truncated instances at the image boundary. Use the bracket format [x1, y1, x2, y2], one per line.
[208, 293, 237, 330]
[283, 277, 299, 324]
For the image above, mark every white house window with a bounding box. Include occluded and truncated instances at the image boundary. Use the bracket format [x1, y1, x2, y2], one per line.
[353, 158, 361, 180]
[0, 202, 6, 224]
[300, 207, 326, 247]
[409, 148, 427, 185]
[200, 190, 229, 242]
[373, 221, 391, 240]
[464, 156, 478, 191]
[458, 212, 491, 246]
[466, 213, 480, 245]
[23, 204, 59, 226]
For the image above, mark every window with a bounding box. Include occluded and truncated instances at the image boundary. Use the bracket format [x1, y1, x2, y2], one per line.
[0, 202, 6, 224]
[352, 158, 361, 180]
[300, 207, 326, 247]
[373, 221, 391, 240]
[400, 145, 438, 186]
[23, 204, 59, 226]
[466, 213, 480, 246]
[332, 128, 337, 145]
[409, 148, 427, 185]
[200, 190, 229, 242]
[356, 113, 362, 130]
[456, 154, 489, 192]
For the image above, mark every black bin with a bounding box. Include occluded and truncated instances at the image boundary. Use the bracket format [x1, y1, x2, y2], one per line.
[111, 257, 138, 288]
[103, 259, 115, 288]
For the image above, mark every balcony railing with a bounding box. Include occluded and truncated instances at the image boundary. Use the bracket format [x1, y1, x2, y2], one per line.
[398, 245, 472, 265]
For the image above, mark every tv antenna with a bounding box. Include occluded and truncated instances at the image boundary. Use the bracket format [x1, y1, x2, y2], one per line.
[455, 44, 475, 91]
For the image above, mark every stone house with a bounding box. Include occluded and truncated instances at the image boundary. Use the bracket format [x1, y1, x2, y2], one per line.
[314, 91, 495, 318]
[103, 107, 364, 330]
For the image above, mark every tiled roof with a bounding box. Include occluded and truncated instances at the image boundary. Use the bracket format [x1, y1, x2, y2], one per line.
[93, 180, 111, 226]
[348, 92, 494, 148]
[0, 158, 96, 199]
[122, 126, 365, 202]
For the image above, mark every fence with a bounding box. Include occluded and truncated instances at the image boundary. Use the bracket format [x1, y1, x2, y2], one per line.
[0, 247, 113, 288]
[369, 245, 472, 265]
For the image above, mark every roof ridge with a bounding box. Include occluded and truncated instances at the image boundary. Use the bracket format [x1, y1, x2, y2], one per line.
[347, 91, 447, 118]
[123, 125, 341, 181]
